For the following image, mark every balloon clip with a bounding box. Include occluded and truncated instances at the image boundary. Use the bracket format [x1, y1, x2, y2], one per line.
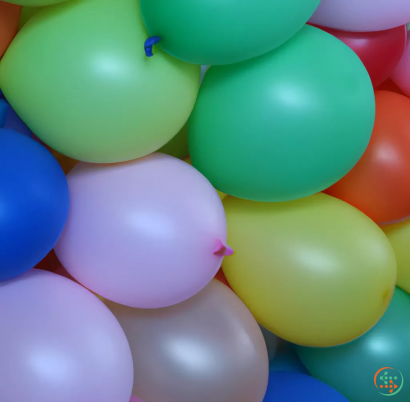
[214, 240, 234, 257]
[144, 36, 162, 57]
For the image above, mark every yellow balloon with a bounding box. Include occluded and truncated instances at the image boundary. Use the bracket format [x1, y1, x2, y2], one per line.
[222, 193, 396, 347]
[183, 156, 227, 201]
[382, 218, 410, 294]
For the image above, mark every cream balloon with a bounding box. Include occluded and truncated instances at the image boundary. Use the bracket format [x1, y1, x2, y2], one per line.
[105, 280, 269, 402]
[222, 193, 397, 347]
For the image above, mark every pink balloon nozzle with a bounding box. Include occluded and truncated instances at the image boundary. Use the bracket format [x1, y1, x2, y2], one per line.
[214, 240, 234, 257]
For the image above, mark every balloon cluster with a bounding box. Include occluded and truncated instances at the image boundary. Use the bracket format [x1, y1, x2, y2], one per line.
[0, 0, 410, 401]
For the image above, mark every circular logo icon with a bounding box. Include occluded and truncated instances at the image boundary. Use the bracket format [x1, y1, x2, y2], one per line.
[375, 367, 404, 396]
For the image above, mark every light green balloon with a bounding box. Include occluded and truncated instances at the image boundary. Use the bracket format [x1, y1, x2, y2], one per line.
[18, 7, 43, 31]
[8, 0, 65, 6]
[158, 124, 188, 159]
[1, 0, 200, 163]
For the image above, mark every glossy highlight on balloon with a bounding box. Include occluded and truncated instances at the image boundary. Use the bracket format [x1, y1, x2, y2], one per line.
[189, 26, 375, 202]
[315, 24, 407, 87]
[326, 91, 410, 224]
[222, 193, 396, 347]
[0, 0, 200, 163]
[0, 130, 69, 281]
[55, 153, 229, 309]
[140, 0, 320, 65]
[0, 269, 134, 402]
[297, 288, 410, 402]
[105, 280, 269, 402]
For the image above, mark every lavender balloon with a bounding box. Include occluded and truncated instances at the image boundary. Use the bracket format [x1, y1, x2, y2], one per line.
[0, 269, 133, 402]
[310, 0, 410, 32]
[55, 153, 231, 308]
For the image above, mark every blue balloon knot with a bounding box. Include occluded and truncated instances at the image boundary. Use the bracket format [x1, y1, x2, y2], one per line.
[144, 36, 162, 57]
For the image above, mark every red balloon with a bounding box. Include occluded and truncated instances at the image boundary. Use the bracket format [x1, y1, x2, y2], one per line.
[313, 24, 407, 87]
[325, 91, 410, 224]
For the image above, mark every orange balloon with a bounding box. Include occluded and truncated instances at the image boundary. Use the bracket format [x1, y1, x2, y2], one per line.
[326, 91, 410, 224]
[0, 2, 21, 58]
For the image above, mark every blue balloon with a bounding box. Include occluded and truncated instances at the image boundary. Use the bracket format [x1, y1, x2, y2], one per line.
[264, 371, 349, 402]
[0, 130, 69, 280]
[0, 99, 7, 128]
[3, 101, 32, 137]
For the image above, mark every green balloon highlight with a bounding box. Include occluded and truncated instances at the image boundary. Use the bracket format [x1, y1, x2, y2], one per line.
[189, 26, 375, 202]
[296, 288, 410, 402]
[140, 0, 320, 65]
[1, 0, 200, 163]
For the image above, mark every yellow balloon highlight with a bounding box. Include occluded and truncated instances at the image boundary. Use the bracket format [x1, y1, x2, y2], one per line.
[222, 193, 396, 347]
[382, 218, 410, 294]
[183, 156, 226, 201]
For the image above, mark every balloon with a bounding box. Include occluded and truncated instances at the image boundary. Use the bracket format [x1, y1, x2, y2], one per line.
[55, 153, 229, 308]
[35, 250, 61, 272]
[8, 0, 66, 5]
[392, 31, 410, 97]
[0, 0, 200, 163]
[0, 269, 133, 402]
[49, 149, 78, 174]
[3, 99, 32, 137]
[264, 371, 349, 402]
[326, 91, 410, 224]
[214, 268, 231, 289]
[130, 397, 143, 402]
[314, 25, 407, 88]
[105, 280, 269, 402]
[158, 124, 188, 159]
[0, 2, 21, 58]
[18, 6, 43, 30]
[0, 130, 69, 281]
[140, 0, 320, 65]
[297, 288, 410, 402]
[270, 340, 309, 374]
[382, 219, 410, 294]
[377, 79, 404, 94]
[309, 0, 410, 32]
[222, 193, 396, 347]
[0, 99, 7, 127]
[260, 326, 278, 363]
[189, 26, 374, 202]
[183, 156, 227, 201]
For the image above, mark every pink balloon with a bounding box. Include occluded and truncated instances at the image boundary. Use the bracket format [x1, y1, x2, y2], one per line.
[309, 0, 410, 32]
[392, 31, 410, 97]
[54, 153, 230, 309]
[0, 269, 133, 402]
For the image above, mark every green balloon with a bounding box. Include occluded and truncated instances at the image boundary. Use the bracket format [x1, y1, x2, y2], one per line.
[140, 0, 320, 65]
[8, 0, 65, 5]
[1, 0, 200, 163]
[188, 26, 375, 202]
[18, 7, 44, 31]
[296, 288, 410, 402]
[158, 124, 188, 159]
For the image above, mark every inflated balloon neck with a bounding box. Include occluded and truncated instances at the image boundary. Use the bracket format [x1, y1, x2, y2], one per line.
[214, 240, 234, 257]
[144, 36, 162, 57]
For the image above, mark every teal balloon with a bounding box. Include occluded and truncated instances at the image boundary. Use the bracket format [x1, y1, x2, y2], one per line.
[140, 0, 320, 65]
[188, 26, 375, 202]
[296, 288, 410, 402]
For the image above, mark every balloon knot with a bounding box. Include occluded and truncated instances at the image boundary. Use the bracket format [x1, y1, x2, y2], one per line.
[144, 36, 162, 57]
[214, 240, 234, 257]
